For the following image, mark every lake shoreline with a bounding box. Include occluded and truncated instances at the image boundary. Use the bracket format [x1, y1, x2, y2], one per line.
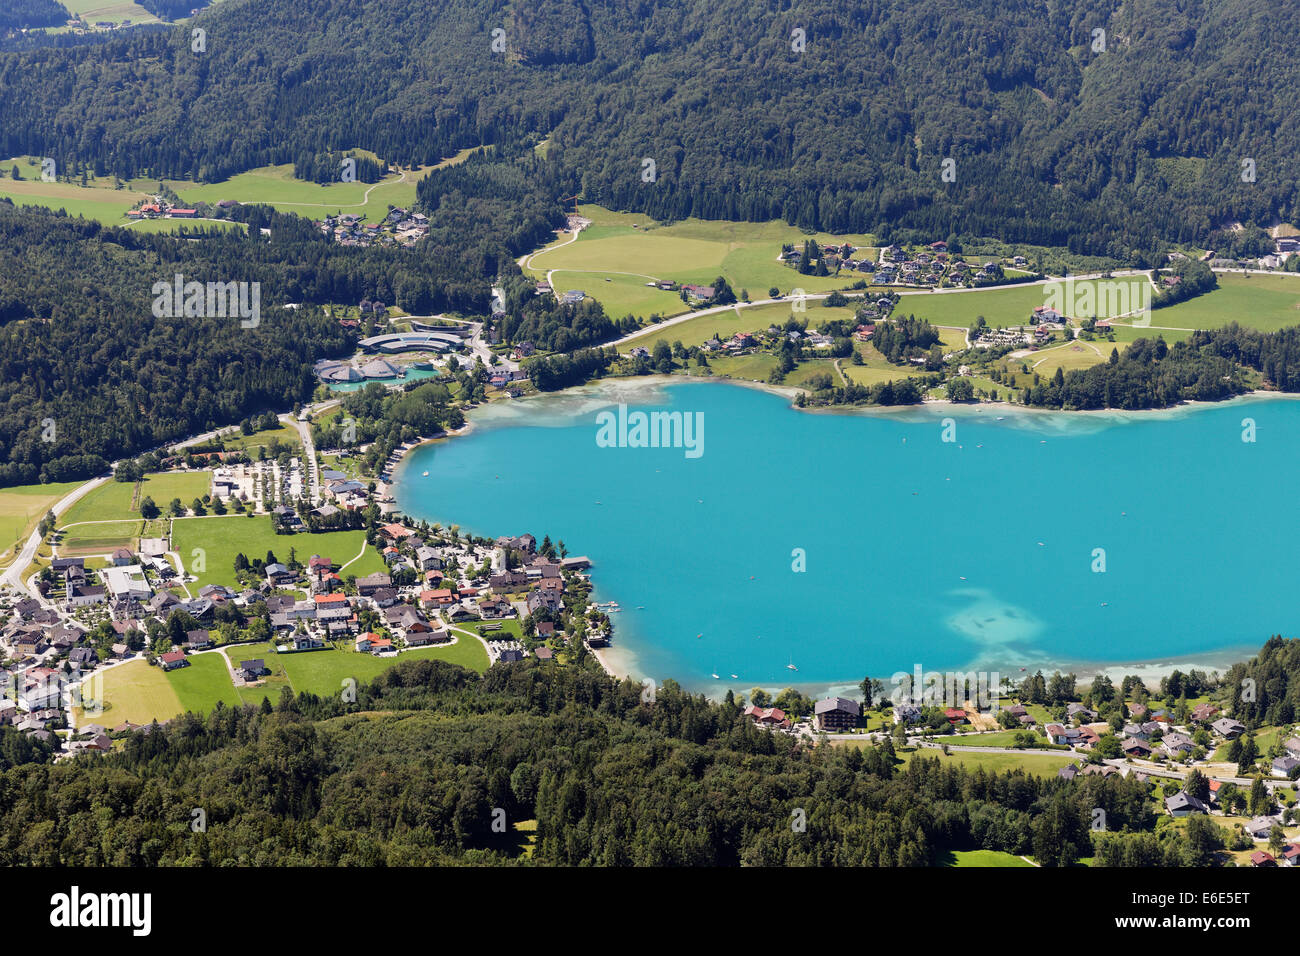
[389, 376, 1286, 700]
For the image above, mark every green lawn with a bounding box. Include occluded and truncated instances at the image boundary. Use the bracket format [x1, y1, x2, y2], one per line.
[61, 0, 158, 23]
[460, 619, 524, 641]
[0, 480, 83, 567]
[171, 515, 373, 589]
[1, 148, 477, 228]
[938, 849, 1035, 868]
[164, 148, 477, 226]
[92, 634, 490, 724]
[170, 653, 244, 714]
[61, 472, 210, 526]
[548, 272, 688, 322]
[207, 422, 302, 456]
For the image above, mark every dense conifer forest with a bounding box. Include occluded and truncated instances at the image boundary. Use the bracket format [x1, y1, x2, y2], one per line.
[0, 0, 68, 34]
[0, 196, 522, 485]
[0, 0, 1295, 255]
[0, 656, 1170, 867]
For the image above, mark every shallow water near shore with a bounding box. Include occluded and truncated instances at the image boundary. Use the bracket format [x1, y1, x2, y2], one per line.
[393, 379, 1292, 695]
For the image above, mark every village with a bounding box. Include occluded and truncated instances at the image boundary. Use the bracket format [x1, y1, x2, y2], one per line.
[734, 676, 1300, 867]
[0, 505, 605, 758]
[315, 206, 430, 248]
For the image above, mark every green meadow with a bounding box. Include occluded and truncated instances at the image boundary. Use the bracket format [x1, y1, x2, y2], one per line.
[548, 271, 687, 321]
[524, 204, 878, 319]
[79, 659, 178, 727]
[164, 147, 477, 225]
[898, 747, 1076, 776]
[61, 1, 158, 23]
[938, 849, 1036, 868]
[0, 159, 150, 222]
[1, 146, 478, 227]
[1145, 272, 1300, 332]
[87, 637, 489, 726]
[61, 472, 211, 527]
[0, 480, 83, 567]
[620, 300, 862, 352]
[222, 639, 490, 710]
[892, 275, 1154, 328]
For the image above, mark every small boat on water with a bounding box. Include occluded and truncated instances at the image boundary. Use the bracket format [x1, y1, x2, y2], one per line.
[422, 471, 429, 477]
[786, 656, 798, 672]
[711, 672, 720, 680]
[729, 673, 739, 680]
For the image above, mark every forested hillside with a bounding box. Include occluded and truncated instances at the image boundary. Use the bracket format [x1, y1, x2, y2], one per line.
[0, 194, 535, 485]
[0, 656, 1184, 867]
[0, 0, 1296, 255]
[0, 0, 68, 33]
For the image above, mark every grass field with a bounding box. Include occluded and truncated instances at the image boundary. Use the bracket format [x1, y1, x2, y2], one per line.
[1146, 273, 1300, 332]
[225, 639, 490, 709]
[165, 147, 477, 226]
[1, 146, 478, 227]
[61, 0, 158, 23]
[88, 636, 490, 726]
[209, 422, 303, 456]
[524, 204, 877, 319]
[0, 159, 150, 222]
[0, 480, 83, 567]
[171, 515, 377, 588]
[549, 271, 688, 321]
[901, 747, 1076, 776]
[937, 849, 1035, 867]
[61, 472, 211, 527]
[892, 276, 1153, 328]
[170, 653, 244, 714]
[82, 659, 181, 727]
[59, 520, 144, 555]
[936, 729, 1054, 748]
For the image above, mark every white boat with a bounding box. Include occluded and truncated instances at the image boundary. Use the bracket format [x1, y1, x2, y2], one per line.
[786, 656, 798, 672]
[729, 673, 739, 679]
[711, 672, 720, 680]
[422, 471, 429, 477]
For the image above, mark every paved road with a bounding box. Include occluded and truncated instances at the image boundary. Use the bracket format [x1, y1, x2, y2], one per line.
[0, 475, 112, 600]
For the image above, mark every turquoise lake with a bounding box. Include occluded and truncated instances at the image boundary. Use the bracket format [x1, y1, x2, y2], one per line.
[392, 379, 1288, 695]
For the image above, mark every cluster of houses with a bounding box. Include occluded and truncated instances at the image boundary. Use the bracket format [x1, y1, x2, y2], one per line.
[0, 550, 234, 756]
[316, 208, 430, 248]
[126, 199, 200, 221]
[0, 515, 605, 760]
[860, 243, 1024, 289]
[257, 523, 602, 654]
